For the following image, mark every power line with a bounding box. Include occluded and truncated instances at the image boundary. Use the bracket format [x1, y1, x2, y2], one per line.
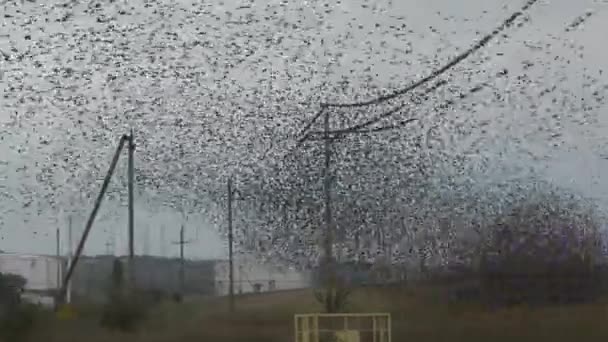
[331, 80, 447, 135]
[227, 0, 540, 273]
[320, 0, 539, 109]
[294, 0, 539, 142]
[296, 106, 327, 142]
[306, 79, 492, 139]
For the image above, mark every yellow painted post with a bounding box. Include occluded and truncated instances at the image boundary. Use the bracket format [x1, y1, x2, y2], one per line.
[387, 314, 392, 342]
[315, 315, 319, 342]
[310, 315, 319, 342]
[380, 317, 386, 342]
[372, 316, 377, 342]
[303, 315, 309, 342]
[294, 315, 299, 342]
[294, 313, 390, 342]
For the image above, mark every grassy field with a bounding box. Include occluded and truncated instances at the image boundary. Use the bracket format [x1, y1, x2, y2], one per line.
[25, 285, 608, 342]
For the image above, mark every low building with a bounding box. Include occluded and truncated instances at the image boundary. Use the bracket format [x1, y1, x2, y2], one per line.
[214, 254, 311, 296]
[70, 256, 216, 302]
[0, 253, 64, 307]
[0, 253, 310, 303]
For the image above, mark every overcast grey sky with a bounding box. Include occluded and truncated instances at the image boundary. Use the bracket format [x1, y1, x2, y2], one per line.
[1, 0, 607, 259]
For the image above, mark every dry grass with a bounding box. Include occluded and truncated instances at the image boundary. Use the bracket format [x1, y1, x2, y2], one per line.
[25, 286, 608, 342]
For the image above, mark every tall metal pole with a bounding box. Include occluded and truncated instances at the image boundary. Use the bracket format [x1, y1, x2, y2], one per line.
[228, 177, 235, 313]
[58, 135, 128, 303]
[56, 227, 61, 290]
[128, 129, 136, 287]
[323, 109, 335, 312]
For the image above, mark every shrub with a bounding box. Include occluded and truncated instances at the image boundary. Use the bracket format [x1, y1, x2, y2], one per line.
[0, 273, 25, 313]
[0, 303, 40, 342]
[99, 258, 147, 332]
[0, 273, 39, 341]
[100, 293, 147, 332]
[172, 292, 183, 303]
[313, 262, 352, 313]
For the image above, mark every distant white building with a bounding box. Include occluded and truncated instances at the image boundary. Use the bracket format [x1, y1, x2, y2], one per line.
[0, 253, 64, 307]
[214, 254, 310, 296]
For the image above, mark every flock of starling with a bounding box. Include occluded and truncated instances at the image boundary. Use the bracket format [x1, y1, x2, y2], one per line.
[0, 0, 607, 267]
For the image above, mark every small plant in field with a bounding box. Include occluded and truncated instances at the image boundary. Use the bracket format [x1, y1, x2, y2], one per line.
[314, 285, 351, 313]
[314, 264, 352, 313]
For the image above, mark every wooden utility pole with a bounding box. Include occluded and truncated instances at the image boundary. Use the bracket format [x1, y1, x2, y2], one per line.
[297, 106, 344, 312]
[58, 134, 129, 304]
[127, 129, 136, 286]
[227, 177, 235, 313]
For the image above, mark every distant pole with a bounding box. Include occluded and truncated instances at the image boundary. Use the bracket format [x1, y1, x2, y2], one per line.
[160, 224, 166, 257]
[68, 216, 73, 256]
[179, 224, 185, 293]
[56, 228, 60, 256]
[56, 227, 61, 289]
[128, 129, 136, 287]
[105, 239, 112, 255]
[67, 215, 73, 303]
[228, 177, 235, 313]
[171, 222, 193, 296]
[143, 224, 150, 256]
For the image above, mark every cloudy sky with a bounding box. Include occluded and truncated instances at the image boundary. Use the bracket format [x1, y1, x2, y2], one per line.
[1, 0, 607, 259]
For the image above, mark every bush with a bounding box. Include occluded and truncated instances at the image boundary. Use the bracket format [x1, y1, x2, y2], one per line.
[0, 272, 38, 341]
[99, 258, 147, 332]
[0, 273, 26, 313]
[172, 292, 183, 303]
[313, 262, 352, 313]
[479, 189, 604, 306]
[0, 303, 40, 342]
[100, 293, 147, 332]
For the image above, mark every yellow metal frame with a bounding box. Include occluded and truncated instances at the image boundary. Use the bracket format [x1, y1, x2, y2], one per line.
[294, 313, 391, 342]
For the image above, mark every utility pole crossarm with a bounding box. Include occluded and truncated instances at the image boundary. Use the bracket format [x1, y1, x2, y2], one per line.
[231, 187, 246, 201]
[171, 240, 195, 245]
